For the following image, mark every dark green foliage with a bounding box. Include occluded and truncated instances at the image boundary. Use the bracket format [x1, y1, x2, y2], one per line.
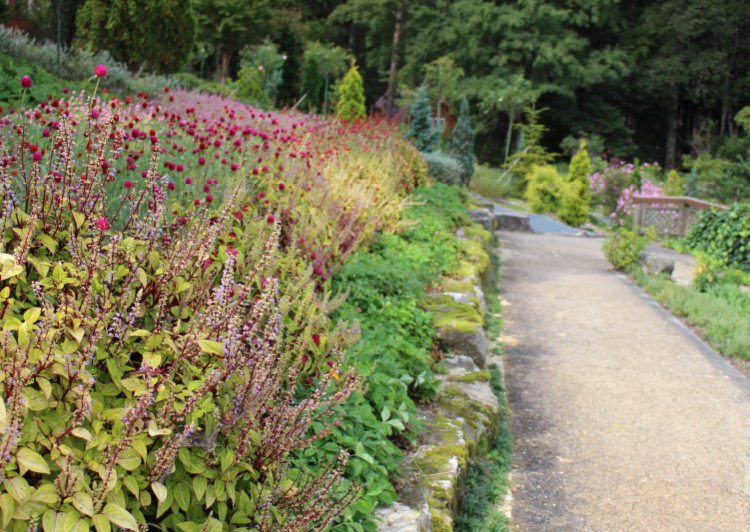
[452, 97, 476, 185]
[407, 85, 439, 153]
[336, 59, 366, 121]
[0, 54, 85, 110]
[301, 55, 323, 109]
[685, 204, 750, 271]
[321, 183, 469, 532]
[76, 0, 196, 72]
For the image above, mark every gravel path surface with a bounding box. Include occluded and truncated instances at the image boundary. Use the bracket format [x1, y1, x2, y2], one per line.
[499, 231, 750, 532]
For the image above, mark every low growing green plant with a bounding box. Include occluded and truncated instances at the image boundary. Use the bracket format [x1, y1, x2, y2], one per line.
[602, 228, 655, 271]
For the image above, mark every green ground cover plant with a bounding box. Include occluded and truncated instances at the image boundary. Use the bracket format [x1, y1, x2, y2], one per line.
[318, 183, 469, 532]
[634, 271, 750, 360]
[602, 228, 655, 271]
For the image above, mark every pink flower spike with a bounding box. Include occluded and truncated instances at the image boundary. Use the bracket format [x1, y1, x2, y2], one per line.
[95, 65, 107, 78]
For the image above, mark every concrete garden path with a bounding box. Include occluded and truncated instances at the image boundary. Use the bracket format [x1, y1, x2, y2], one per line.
[499, 231, 750, 532]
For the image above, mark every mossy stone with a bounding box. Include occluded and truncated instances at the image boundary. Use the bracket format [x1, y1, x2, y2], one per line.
[463, 225, 491, 248]
[431, 509, 453, 532]
[453, 260, 477, 279]
[460, 239, 490, 274]
[442, 279, 475, 295]
[420, 295, 484, 333]
[449, 370, 491, 384]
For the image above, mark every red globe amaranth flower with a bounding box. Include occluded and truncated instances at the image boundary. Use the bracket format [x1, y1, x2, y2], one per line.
[315, 268, 324, 276]
[185, 177, 192, 185]
[310, 253, 317, 260]
[42, 129, 50, 138]
[95, 65, 107, 78]
[278, 183, 285, 191]
[206, 194, 214, 204]
[168, 182, 175, 191]
[124, 180, 133, 189]
[267, 215, 275, 224]
[32, 152, 43, 162]
[20, 76, 31, 89]
[198, 157, 206, 165]
[97, 217, 109, 231]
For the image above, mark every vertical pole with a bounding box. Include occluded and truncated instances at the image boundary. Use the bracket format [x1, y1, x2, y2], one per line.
[503, 107, 515, 165]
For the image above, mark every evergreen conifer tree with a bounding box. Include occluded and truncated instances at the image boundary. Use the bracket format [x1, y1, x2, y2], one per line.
[451, 97, 475, 185]
[336, 59, 366, 121]
[301, 56, 323, 111]
[685, 164, 700, 197]
[407, 85, 439, 153]
[567, 141, 591, 203]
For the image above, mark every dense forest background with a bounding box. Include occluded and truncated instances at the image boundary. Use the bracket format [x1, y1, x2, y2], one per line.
[7, 0, 750, 174]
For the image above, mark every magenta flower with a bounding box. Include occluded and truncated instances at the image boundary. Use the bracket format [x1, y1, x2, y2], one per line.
[124, 180, 133, 189]
[95, 65, 107, 78]
[97, 217, 109, 231]
[32, 152, 43, 162]
[20, 76, 31, 89]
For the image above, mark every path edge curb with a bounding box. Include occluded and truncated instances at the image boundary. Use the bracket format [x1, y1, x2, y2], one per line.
[616, 273, 750, 399]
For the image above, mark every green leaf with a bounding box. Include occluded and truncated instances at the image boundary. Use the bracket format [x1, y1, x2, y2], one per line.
[197, 340, 224, 355]
[123, 477, 139, 497]
[17, 447, 50, 475]
[37, 234, 58, 254]
[192, 475, 208, 502]
[72, 492, 94, 517]
[203, 518, 223, 532]
[174, 483, 191, 512]
[42, 509, 65, 532]
[101, 503, 139, 531]
[70, 427, 92, 441]
[92, 514, 111, 532]
[151, 482, 168, 503]
[220, 449, 234, 472]
[72, 212, 86, 230]
[0, 493, 15, 528]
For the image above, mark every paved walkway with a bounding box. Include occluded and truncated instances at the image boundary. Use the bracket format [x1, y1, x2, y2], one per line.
[499, 231, 750, 532]
[492, 204, 585, 236]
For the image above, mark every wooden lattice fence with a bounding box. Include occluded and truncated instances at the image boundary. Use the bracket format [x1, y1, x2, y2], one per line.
[632, 195, 728, 236]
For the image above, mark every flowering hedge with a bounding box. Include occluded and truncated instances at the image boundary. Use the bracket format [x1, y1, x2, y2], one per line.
[0, 69, 427, 532]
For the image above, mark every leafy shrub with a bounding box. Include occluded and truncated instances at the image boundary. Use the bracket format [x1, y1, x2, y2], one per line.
[0, 114, 365, 531]
[557, 180, 588, 227]
[0, 53, 85, 110]
[602, 227, 655, 271]
[320, 183, 467, 532]
[0, 26, 183, 96]
[684, 203, 750, 270]
[423, 152, 463, 186]
[525, 164, 563, 214]
[567, 143, 591, 204]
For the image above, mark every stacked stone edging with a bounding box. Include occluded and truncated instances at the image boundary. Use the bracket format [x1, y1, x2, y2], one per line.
[376, 200, 501, 532]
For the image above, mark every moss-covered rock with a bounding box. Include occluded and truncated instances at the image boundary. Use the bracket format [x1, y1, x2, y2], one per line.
[463, 225, 492, 249]
[449, 370, 491, 384]
[460, 239, 490, 275]
[420, 295, 484, 334]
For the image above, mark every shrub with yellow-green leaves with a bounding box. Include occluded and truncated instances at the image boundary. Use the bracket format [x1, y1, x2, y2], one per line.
[0, 117, 362, 532]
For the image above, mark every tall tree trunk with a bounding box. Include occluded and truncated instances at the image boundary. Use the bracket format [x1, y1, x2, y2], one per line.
[665, 82, 679, 171]
[220, 47, 230, 85]
[385, 1, 403, 118]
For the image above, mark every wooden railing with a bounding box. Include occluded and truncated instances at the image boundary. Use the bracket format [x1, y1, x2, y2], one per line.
[632, 195, 728, 236]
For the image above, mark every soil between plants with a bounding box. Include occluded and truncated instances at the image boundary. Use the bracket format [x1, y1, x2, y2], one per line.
[499, 231, 750, 532]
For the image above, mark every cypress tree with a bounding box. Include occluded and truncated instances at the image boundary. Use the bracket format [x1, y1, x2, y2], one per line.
[300, 56, 323, 111]
[567, 141, 591, 203]
[451, 97, 475, 185]
[336, 59, 366, 121]
[407, 85, 439, 153]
